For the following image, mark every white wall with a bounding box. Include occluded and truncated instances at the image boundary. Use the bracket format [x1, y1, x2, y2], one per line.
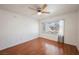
[0, 9, 39, 50]
[77, 10, 79, 51]
[39, 12, 78, 47]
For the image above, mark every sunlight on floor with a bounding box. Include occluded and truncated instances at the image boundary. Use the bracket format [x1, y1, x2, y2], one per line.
[45, 43, 63, 55]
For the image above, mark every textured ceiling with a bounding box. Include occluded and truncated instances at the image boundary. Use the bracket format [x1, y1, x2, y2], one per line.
[0, 4, 79, 19]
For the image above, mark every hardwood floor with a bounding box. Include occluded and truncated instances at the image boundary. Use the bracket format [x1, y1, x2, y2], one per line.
[0, 37, 79, 55]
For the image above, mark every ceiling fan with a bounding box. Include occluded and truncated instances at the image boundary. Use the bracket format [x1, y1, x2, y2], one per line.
[28, 4, 50, 15]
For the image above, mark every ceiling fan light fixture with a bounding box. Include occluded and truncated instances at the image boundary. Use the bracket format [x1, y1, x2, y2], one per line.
[37, 12, 42, 15]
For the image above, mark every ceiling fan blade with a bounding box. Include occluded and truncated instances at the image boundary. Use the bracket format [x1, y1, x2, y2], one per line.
[28, 7, 37, 11]
[42, 11, 50, 14]
[41, 4, 47, 10]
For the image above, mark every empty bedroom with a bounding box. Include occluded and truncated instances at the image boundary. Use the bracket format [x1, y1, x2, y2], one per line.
[0, 4, 79, 55]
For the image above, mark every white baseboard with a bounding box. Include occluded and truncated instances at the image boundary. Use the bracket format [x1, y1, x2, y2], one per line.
[0, 34, 39, 50]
